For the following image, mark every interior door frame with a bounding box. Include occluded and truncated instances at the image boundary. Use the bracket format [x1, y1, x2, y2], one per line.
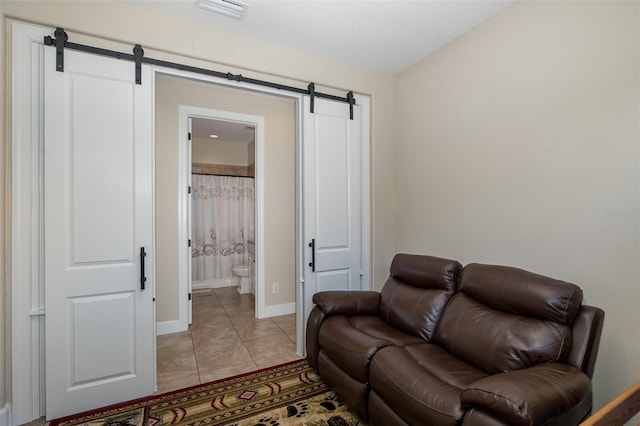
[11, 23, 51, 425]
[153, 66, 304, 326]
[153, 65, 372, 349]
[175, 103, 266, 330]
[10, 21, 371, 426]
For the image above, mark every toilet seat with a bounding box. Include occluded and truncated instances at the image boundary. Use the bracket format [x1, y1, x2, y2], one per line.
[231, 264, 250, 277]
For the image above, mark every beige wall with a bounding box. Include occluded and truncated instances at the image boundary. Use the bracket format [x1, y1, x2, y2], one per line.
[395, 0, 639, 411]
[156, 75, 295, 321]
[192, 137, 249, 166]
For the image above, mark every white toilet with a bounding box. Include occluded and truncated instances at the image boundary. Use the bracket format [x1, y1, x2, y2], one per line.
[231, 264, 250, 294]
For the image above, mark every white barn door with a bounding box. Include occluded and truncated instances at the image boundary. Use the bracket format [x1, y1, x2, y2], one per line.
[302, 97, 366, 324]
[44, 47, 155, 419]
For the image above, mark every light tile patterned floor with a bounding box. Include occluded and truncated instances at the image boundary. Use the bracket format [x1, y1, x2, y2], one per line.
[156, 286, 302, 394]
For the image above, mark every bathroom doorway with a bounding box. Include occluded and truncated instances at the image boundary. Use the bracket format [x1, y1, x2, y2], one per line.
[176, 106, 266, 326]
[190, 117, 257, 300]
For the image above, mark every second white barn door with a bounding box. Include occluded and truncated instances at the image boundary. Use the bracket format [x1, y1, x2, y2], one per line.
[302, 96, 365, 324]
[44, 46, 155, 419]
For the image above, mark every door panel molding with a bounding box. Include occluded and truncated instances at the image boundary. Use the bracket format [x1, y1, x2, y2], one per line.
[301, 95, 371, 331]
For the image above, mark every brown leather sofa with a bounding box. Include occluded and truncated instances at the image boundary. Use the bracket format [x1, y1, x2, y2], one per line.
[306, 254, 605, 426]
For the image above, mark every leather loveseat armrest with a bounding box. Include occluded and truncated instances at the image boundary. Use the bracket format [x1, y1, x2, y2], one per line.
[312, 291, 381, 316]
[306, 291, 380, 372]
[461, 363, 592, 426]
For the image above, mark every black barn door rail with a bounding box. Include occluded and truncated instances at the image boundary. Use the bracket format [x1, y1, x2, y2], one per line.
[44, 27, 356, 119]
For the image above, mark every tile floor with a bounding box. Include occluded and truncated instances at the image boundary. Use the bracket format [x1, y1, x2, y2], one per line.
[156, 286, 302, 394]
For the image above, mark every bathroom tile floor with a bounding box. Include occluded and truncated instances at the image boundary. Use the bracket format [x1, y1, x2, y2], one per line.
[156, 286, 302, 394]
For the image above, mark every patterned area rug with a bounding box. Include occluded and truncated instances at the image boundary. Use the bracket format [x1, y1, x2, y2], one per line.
[49, 359, 365, 426]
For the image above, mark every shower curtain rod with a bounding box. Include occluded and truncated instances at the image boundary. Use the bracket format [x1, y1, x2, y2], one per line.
[43, 27, 357, 119]
[192, 173, 255, 178]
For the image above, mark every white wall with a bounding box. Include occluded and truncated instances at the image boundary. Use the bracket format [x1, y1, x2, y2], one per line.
[192, 138, 249, 166]
[395, 0, 640, 411]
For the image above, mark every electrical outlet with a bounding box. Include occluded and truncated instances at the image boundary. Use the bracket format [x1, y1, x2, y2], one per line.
[272, 282, 280, 294]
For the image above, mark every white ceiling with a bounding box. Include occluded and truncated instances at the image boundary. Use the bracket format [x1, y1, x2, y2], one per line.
[127, 0, 515, 74]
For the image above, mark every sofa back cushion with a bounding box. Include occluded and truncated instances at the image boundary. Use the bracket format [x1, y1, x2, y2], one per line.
[379, 254, 462, 342]
[434, 263, 583, 374]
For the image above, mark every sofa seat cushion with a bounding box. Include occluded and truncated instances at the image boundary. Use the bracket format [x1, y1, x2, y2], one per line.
[460, 363, 592, 426]
[318, 315, 423, 382]
[370, 344, 488, 426]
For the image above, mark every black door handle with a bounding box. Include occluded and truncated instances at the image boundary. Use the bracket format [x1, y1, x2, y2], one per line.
[308, 239, 315, 272]
[140, 247, 147, 290]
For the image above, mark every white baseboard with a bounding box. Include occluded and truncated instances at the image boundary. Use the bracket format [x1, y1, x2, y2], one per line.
[0, 403, 10, 426]
[261, 302, 295, 318]
[156, 320, 188, 336]
[192, 278, 238, 290]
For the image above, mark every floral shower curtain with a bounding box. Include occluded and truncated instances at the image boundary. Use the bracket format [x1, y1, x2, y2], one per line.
[191, 174, 255, 281]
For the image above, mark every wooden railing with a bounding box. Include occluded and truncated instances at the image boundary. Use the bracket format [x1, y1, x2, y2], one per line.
[580, 380, 640, 426]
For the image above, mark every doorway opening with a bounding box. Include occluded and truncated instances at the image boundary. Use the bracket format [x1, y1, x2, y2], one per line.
[190, 117, 257, 298]
[154, 75, 302, 393]
[175, 106, 266, 330]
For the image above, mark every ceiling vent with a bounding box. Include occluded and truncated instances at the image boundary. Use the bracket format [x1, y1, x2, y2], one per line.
[196, 0, 248, 19]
